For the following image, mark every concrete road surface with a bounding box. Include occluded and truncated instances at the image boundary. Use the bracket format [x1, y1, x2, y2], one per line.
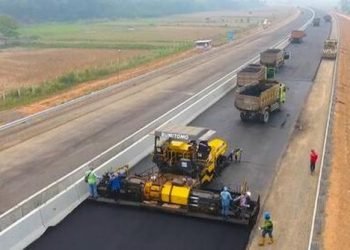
[28, 10, 331, 250]
[0, 9, 310, 213]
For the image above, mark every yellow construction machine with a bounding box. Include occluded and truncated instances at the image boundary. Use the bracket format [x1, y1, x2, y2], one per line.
[152, 124, 228, 185]
[94, 125, 260, 226]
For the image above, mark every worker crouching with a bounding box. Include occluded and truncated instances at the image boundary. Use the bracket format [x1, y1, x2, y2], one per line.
[259, 212, 274, 246]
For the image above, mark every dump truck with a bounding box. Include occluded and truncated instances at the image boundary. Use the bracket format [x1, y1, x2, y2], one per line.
[290, 30, 306, 43]
[92, 125, 260, 226]
[259, 49, 289, 77]
[312, 17, 320, 26]
[323, 15, 332, 22]
[322, 39, 338, 59]
[234, 80, 286, 123]
[236, 64, 267, 87]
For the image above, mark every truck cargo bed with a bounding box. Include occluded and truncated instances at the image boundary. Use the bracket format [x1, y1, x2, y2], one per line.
[237, 64, 266, 87]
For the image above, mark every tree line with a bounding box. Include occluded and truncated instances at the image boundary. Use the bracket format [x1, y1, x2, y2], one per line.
[0, 0, 263, 22]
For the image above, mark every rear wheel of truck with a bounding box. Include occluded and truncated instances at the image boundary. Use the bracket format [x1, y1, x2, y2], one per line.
[261, 110, 270, 123]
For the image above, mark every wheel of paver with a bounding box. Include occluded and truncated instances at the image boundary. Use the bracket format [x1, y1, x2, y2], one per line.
[262, 110, 270, 123]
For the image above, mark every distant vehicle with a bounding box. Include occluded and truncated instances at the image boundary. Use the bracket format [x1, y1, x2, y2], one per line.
[312, 17, 321, 26]
[236, 64, 267, 87]
[322, 39, 338, 59]
[290, 30, 306, 43]
[323, 15, 332, 22]
[234, 80, 287, 123]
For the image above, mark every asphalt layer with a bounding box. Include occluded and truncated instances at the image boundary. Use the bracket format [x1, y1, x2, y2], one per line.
[27, 10, 331, 250]
[0, 8, 307, 212]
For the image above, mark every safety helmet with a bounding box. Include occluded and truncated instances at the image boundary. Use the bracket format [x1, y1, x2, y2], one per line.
[246, 191, 251, 197]
[264, 212, 271, 220]
[223, 186, 228, 191]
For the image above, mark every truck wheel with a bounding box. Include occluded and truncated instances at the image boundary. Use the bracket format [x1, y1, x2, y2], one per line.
[240, 112, 247, 122]
[262, 110, 270, 123]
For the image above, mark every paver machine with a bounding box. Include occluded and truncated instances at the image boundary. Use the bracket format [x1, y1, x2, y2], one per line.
[94, 125, 260, 226]
[322, 39, 338, 59]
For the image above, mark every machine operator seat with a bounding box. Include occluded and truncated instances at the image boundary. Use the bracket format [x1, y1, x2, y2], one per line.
[198, 140, 211, 159]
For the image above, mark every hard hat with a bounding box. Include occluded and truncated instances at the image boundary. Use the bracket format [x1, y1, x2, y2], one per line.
[264, 212, 271, 220]
[246, 191, 251, 197]
[223, 186, 228, 191]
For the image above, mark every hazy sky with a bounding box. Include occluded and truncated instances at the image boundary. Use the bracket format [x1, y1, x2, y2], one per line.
[267, 0, 339, 7]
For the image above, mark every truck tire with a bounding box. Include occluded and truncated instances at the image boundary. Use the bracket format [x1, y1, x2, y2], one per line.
[261, 110, 270, 123]
[240, 112, 248, 122]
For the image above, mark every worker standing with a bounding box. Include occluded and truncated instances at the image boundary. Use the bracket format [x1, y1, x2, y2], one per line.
[109, 172, 122, 200]
[85, 167, 100, 199]
[258, 212, 274, 246]
[220, 186, 233, 217]
[228, 147, 242, 163]
[310, 149, 318, 175]
[234, 147, 242, 163]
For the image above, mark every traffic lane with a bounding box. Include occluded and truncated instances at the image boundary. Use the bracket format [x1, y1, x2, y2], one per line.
[27, 10, 326, 250]
[0, 10, 312, 212]
[28, 201, 250, 250]
[132, 9, 329, 196]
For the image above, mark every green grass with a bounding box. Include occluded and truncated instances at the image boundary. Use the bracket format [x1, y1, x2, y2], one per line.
[0, 43, 192, 110]
[1, 14, 264, 110]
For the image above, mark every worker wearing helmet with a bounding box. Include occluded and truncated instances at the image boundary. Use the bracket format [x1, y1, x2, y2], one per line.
[85, 167, 101, 199]
[220, 186, 233, 217]
[259, 212, 274, 246]
[234, 191, 251, 208]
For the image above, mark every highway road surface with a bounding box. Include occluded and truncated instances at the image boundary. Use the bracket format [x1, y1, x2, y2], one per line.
[0, 9, 310, 213]
[28, 9, 331, 250]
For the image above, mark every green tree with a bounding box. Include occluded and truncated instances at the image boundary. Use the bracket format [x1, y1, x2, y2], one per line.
[0, 15, 19, 37]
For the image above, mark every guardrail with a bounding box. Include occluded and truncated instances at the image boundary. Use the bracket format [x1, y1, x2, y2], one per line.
[0, 10, 313, 250]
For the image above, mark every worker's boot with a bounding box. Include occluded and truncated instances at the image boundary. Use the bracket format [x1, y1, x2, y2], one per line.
[268, 236, 274, 244]
[258, 237, 265, 246]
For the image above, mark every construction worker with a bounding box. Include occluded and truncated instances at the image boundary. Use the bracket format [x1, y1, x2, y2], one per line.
[234, 191, 251, 208]
[228, 147, 242, 163]
[109, 172, 122, 200]
[258, 212, 274, 246]
[220, 186, 233, 217]
[85, 167, 100, 199]
[234, 147, 242, 163]
[310, 149, 318, 174]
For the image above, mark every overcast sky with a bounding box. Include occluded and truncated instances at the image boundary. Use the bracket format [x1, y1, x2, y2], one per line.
[266, 0, 339, 7]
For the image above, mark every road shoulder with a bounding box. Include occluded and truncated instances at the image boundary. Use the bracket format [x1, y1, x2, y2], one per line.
[248, 59, 335, 249]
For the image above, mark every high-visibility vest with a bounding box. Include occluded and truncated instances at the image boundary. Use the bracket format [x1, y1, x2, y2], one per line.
[86, 170, 97, 185]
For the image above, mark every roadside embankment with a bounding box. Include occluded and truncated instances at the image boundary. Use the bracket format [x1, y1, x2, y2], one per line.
[323, 14, 350, 250]
[248, 59, 335, 249]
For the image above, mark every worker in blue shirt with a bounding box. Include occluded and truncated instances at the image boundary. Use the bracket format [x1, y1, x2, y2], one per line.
[109, 172, 122, 200]
[220, 186, 233, 217]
